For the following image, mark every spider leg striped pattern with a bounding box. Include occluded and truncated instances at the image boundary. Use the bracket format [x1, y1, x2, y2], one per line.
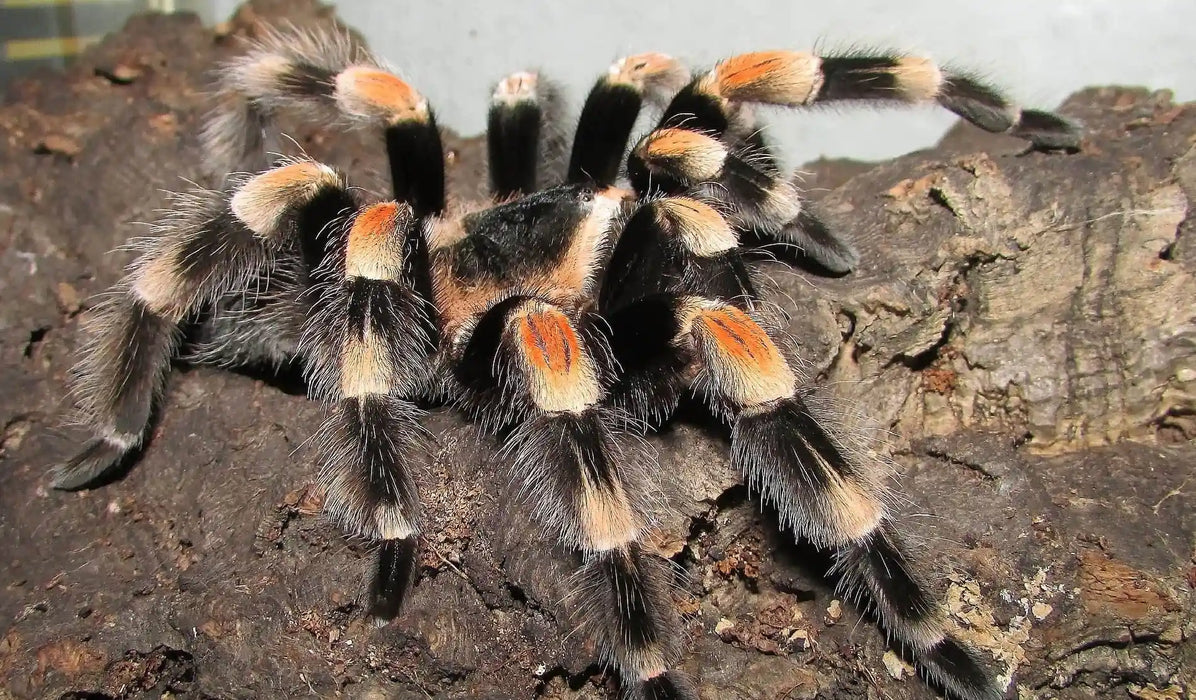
[53, 24, 1080, 700]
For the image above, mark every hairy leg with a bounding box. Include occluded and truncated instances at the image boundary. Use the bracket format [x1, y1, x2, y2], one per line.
[450, 297, 697, 699]
[660, 49, 1081, 151]
[659, 297, 999, 700]
[304, 200, 438, 619]
[568, 53, 690, 187]
[204, 26, 446, 215]
[54, 160, 352, 488]
[627, 128, 859, 273]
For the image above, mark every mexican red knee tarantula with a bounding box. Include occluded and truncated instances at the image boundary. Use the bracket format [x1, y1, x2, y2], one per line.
[53, 24, 1080, 700]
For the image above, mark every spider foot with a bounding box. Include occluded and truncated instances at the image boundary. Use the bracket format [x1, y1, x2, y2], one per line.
[630, 670, 700, 700]
[367, 537, 419, 623]
[917, 637, 1003, 700]
[50, 435, 138, 490]
[771, 208, 860, 275]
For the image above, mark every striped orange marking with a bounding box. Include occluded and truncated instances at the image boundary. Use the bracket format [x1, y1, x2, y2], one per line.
[716, 51, 795, 92]
[713, 50, 821, 105]
[339, 67, 423, 116]
[697, 306, 775, 363]
[692, 304, 796, 406]
[511, 303, 601, 412]
[518, 309, 578, 375]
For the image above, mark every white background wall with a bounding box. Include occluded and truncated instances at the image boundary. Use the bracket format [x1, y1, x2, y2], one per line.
[197, 0, 1194, 166]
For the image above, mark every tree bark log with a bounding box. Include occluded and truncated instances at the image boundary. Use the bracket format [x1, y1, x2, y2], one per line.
[0, 4, 1192, 699]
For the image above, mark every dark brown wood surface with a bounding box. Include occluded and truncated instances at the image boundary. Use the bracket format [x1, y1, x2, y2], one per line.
[0, 3, 1192, 698]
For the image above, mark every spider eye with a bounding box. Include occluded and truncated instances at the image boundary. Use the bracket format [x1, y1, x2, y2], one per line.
[577, 188, 596, 204]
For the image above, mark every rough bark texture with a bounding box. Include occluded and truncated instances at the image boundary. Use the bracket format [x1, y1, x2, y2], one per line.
[1, 4, 1193, 700]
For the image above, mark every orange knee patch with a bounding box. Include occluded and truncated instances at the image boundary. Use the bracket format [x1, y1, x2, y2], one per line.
[692, 306, 796, 407]
[697, 306, 775, 363]
[513, 306, 601, 412]
[608, 52, 690, 95]
[335, 66, 426, 123]
[710, 50, 823, 105]
[345, 202, 412, 280]
[518, 310, 579, 374]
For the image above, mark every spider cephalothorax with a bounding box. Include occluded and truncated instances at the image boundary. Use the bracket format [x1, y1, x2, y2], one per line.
[52, 25, 1081, 700]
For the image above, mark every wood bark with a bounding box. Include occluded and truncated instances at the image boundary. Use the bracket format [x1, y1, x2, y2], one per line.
[0, 4, 1192, 699]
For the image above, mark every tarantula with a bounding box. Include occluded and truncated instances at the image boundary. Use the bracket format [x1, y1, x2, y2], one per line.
[51, 24, 1080, 700]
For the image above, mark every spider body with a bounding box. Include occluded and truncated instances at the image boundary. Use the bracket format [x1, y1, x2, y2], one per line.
[52, 25, 1081, 700]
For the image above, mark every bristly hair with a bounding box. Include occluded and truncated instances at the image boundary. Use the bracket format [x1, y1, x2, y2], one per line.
[567, 543, 694, 697]
[501, 406, 663, 553]
[183, 254, 308, 371]
[53, 291, 181, 490]
[127, 183, 278, 317]
[54, 182, 280, 489]
[314, 394, 427, 542]
[201, 22, 401, 177]
[301, 270, 436, 403]
[54, 27, 1081, 700]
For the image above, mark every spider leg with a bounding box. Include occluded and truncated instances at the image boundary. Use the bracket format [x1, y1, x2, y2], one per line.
[488, 71, 543, 198]
[187, 161, 356, 371]
[627, 50, 1081, 273]
[608, 121, 1000, 696]
[53, 160, 352, 489]
[599, 196, 761, 424]
[568, 53, 691, 187]
[661, 50, 1081, 151]
[718, 329, 996, 700]
[487, 70, 570, 198]
[305, 201, 436, 619]
[383, 96, 446, 218]
[609, 292, 999, 700]
[183, 259, 308, 373]
[203, 26, 377, 176]
[449, 298, 696, 699]
[627, 127, 860, 274]
[601, 196, 757, 314]
[204, 26, 445, 216]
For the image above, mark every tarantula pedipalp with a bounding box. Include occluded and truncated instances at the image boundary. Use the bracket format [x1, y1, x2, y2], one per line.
[52, 24, 1081, 700]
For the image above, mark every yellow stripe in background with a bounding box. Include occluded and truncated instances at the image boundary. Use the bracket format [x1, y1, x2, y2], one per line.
[5, 35, 101, 61]
[2, 0, 125, 6]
